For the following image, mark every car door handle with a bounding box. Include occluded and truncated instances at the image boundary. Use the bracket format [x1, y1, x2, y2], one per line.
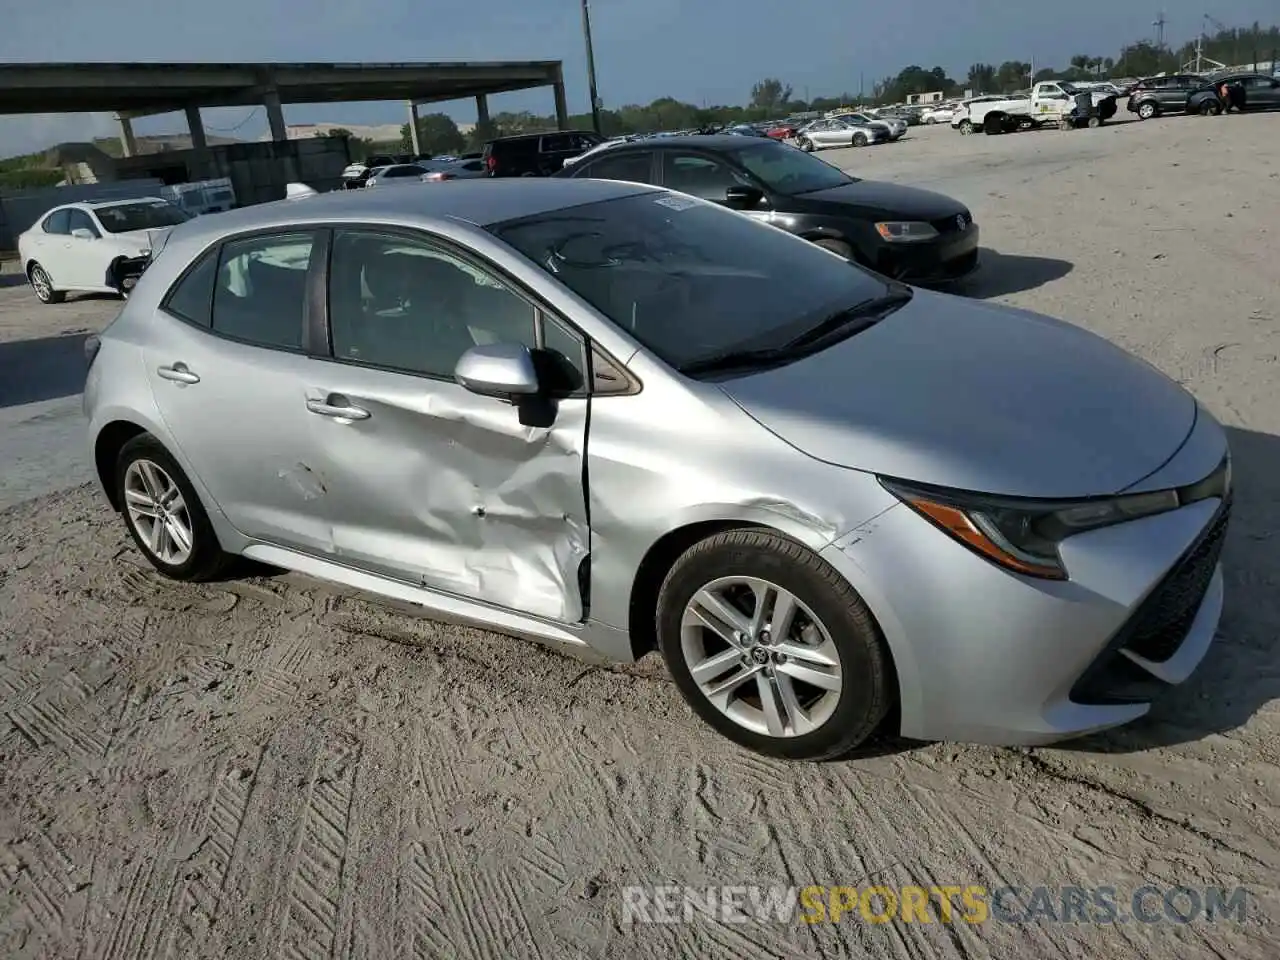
[156, 363, 200, 384]
[306, 396, 370, 420]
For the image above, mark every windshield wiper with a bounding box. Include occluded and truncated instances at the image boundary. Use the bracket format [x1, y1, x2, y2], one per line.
[782, 287, 913, 351]
[680, 287, 912, 377]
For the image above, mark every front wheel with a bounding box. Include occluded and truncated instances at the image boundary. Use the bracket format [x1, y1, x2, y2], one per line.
[797, 136, 814, 152]
[1087, 115, 1102, 128]
[115, 434, 232, 581]
[656, 529, 893, 760]
[957, 119, 974, 135]
[1200, 99, 1222, 116]
[851, 132, 868, 148]
[1137, 101, 1157, 120]
[28, 262, 65, 304]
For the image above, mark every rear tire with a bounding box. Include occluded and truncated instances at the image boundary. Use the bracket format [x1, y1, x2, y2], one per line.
[28, 262, 65, 304]
[1087, 115, 1102, 128]
[1200, 99, 1221, 116]
[115, 434, 233, 582]
[656, 529, 893, 760]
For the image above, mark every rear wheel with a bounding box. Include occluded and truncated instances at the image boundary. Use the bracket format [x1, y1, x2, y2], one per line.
[115, 434, 232, 581]
[27, 262, 65, 304]
[1200, 99, 1221, 116]
[1087, 115, 1102, 128]
[656, 529, 893, 760]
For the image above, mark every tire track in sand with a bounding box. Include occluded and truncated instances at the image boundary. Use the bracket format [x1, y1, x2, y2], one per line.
[276, 731, 362, 960]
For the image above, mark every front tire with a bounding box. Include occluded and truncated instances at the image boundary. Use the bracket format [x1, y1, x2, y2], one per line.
[656, 529, 893, 760]
[115, 434, 232, 581]
[1200, 99, 1221, 116]
[957, 119, 974, 135]
[797, 136, 814, 152]
[1137, 101, 1157, 120]
[28, 262, 65, 304]
[852, 132, 868, 148]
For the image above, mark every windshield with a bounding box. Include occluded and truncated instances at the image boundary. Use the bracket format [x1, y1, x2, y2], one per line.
[730, 140, 855, 195]
[1058, 82, 1079, 94]
[94, 200, 191, 233]
[489, 191, 888, 371]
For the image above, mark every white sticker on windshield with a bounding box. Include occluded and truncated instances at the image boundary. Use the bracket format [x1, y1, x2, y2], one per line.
[654, 194, 699, 211]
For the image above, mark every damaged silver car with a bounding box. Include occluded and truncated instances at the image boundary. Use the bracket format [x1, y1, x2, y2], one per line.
[85, 179, 1229, 760]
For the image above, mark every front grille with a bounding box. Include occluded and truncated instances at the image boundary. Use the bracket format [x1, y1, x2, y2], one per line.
[1070, 496, 1230, 705]
[1123, 497, 1230, 662]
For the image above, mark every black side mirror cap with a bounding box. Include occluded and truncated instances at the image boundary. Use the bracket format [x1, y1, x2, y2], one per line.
[725, 185, 765, 210]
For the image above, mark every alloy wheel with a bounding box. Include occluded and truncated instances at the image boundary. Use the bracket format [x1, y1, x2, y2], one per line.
[30, 265, 53, 302]
[123, 459, 195, 566]
[679, 576, 843, 738]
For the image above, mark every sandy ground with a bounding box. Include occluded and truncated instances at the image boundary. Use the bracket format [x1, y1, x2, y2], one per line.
[3, 112, 1280, 958]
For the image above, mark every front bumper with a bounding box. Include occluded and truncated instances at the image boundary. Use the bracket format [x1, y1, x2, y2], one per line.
[819, 488, 1228, 746]
[876, 221, 980, 283]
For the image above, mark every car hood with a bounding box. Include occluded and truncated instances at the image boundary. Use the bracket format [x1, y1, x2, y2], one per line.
[113, 226, 172, 252]
[789, 180, 967, 220]
[717, 292, 1196, 498]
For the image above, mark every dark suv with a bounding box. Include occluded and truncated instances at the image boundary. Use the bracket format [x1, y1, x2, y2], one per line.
[1126, 75, 1203, 120]
[482, 131, 604, 177]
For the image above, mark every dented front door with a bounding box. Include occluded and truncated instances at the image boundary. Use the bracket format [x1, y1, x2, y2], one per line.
[304, 363, 591, 624]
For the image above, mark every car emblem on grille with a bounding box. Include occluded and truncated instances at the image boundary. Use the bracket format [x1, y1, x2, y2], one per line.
[956, 214, 966, 230]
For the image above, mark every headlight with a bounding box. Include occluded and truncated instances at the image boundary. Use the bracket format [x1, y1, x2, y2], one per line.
[879, 478, 1185, 580]
[874, 221, 939, 243]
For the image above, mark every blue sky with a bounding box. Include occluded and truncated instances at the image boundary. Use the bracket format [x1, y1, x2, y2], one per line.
[1, 0, 1276, 154]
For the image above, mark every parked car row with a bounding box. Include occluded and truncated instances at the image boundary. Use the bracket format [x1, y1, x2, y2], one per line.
[1128, 72, 1280, 119]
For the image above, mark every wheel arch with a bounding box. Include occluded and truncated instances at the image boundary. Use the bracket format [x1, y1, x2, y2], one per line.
[93, 419, 149, 511]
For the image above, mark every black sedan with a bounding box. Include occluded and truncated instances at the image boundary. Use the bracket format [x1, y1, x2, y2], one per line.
[551, 135, 978, 284]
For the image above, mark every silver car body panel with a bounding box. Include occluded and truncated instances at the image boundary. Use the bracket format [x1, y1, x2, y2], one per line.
[87, 179, 1229, 744]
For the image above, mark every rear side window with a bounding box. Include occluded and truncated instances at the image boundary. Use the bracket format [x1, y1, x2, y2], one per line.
[163, 247, 219, 327]
[42, 210, 71, 235]
[211, 232, 315, 350]
[579, 152, 655, 184]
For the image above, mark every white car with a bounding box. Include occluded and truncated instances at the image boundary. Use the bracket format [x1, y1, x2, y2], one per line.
[18, 198, 191, 304]
[832, 112, 907, 141]
[922, 104, 958, 124]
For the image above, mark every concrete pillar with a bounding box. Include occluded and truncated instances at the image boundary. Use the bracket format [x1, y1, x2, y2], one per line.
[185, 105, 208, 151]
[406, 100, 421, 155]
[116, 114, 138, 158]
[552, 78, 570, 131]
[262, 88, 288, 142]
[475, 93, 491, 128]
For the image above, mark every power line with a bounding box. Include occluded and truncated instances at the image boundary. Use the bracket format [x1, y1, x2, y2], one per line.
[206, 107, 262, 134]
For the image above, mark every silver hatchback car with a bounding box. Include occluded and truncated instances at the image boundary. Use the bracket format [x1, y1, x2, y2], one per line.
[85, 179, 1230, 760]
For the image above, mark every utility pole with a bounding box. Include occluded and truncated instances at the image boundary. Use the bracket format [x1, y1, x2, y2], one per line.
[1154, 10, 1167, 50]
[580, 0, 602, 134]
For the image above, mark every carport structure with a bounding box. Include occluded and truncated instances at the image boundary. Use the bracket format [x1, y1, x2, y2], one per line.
[0, 61, 571, 156]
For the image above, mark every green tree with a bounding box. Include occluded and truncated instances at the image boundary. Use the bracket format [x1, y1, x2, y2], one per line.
[995, 61, 1031, 92]
[749, 78, 793, 112]
[401, 112, 466, 156]
[967, 63, 997, 93]
[322, 127, 355, 139]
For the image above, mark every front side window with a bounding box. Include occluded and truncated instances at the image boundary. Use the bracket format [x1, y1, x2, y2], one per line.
[663, 153, 752, 201]
[66, 209, 100, 238]
[43, 209, 71, 235]
[489, 192, 889, 371]
[211, 232, 315, 350]
[95, 200, 191, 234]
[730, 140, 855, 195]
[326, 229, 537, 379]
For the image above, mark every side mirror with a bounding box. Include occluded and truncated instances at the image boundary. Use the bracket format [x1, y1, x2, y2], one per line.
[71, 227, 95, 240]
[725, 185, 765, 210]
[454, 342, 540, 399]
